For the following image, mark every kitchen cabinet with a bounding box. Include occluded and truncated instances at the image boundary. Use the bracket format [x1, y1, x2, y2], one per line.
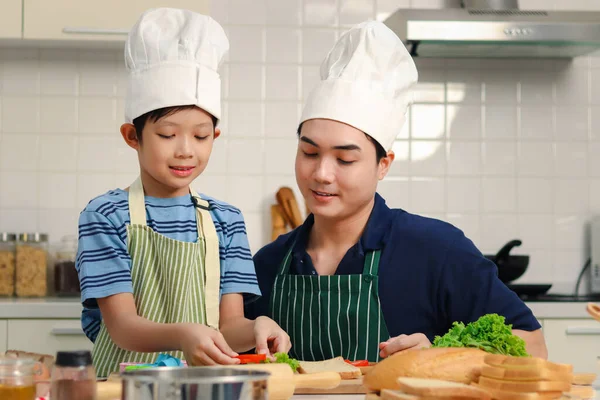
[0, 321, 7, 354]
[7, 319, 92, 355]
[0, 0, 23, 39]
[543, 319, 600, 374]
[23, 0, 209, 41]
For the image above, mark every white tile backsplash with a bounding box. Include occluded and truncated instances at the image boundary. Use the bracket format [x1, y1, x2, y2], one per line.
[411, 104, 445, 139]
[518, 178, 553, 214]
[2, 96, 40, 133]
[228, 139, 264, 175]
[0, 134, 39, 172]
[265, 65, 299, 101]
[38, 172, 77, 209]
[303, 0, 338, 26]
[228, 64, 263, 100]
[555, 142, 588, 177]
[0, 171, 38, 209]
[40, 97, 78, 133]
[266, 28, 300, 64]
[555, 106, 589, 140]
[0, 0, 597, 291]
[39, 134, 78, 172]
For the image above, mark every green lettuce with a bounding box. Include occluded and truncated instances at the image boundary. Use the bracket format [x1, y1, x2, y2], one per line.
[432, 313, 529, 357]
[263, 352, 300, 372]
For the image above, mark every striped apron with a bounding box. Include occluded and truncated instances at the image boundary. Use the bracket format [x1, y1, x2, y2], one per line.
[92, 177, 221, 377]
[269, 244, 390, 362]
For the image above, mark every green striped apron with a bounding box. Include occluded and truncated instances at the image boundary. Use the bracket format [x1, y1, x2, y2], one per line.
[269, 244, 389, 362]
[92, 177, 221, 377]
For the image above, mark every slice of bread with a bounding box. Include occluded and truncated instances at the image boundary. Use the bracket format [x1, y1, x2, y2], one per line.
[382, 388, 492, 400]
[483, 355, 572, 374]
[569, 384, 596, 399]
[478, 376, 571, 393]
[298, 356, 361, 379]
[364, 348, 487, 390]
[480, 364, 573, 382]
[471, 383, 562, 400]
[571, 373, 597, 386]
[396, 377, 491, 399]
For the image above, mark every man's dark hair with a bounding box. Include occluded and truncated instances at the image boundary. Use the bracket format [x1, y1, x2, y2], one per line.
[296, 123, 387, 163]
[133, 105, 218, 142]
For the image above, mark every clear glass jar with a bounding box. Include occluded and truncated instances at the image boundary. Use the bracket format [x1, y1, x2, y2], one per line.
[0, 233, 16, 297]
[0, 357, 36, 400]
[15, 233, 48, 297]
[51, 351, 96, 400]
[54, 235, 80, 297]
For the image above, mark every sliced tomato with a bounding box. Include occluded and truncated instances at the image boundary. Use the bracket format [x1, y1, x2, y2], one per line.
[344, 359, 369, 367]
[236, 354, 267, 364]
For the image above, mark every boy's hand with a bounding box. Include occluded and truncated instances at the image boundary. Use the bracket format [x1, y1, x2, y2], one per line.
[179, 323, 241, 366]
[254, 316, 291, 357]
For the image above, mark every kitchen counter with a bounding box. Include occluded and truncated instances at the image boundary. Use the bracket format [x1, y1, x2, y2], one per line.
[0, 297, 81, 318]
[0, 297, 594, 320]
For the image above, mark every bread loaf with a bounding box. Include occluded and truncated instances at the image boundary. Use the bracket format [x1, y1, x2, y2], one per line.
[298, 357, 361, 379]
[363, 348, 487, 390]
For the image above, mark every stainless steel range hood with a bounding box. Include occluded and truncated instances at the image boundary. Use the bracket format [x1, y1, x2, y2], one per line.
[384, 0, 600, 58]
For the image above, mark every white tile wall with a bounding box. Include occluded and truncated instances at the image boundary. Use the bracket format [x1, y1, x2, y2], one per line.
[0, 0, 598, 293]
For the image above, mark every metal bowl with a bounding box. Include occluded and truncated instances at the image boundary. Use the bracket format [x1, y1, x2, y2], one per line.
[121, 366, 270, 400]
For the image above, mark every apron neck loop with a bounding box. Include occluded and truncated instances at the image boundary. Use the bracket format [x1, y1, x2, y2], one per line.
[362, 249, 381, 276]
[128, 177, 147, 226]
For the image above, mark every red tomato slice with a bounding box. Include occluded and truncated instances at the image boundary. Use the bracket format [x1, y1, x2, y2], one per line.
[344, 359, 369, 367]
[236, 354, 267, 364]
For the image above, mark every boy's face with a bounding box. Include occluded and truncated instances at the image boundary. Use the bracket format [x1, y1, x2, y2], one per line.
[123, 107, 220, 197]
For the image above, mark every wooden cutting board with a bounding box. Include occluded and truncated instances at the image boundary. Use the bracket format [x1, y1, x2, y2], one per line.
[293, 376, 372, 394]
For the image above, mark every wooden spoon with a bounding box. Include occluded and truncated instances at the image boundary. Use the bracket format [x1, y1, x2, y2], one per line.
[586, 302, 600, 322]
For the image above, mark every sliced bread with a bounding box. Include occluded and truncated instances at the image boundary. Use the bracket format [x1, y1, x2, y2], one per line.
[483, 355, 572, 374]
[571, 373, 597, 386]
[470, 383, 562, 400]
[298, 356, 361, 379]
[478, 376, 571, 393]
[569, 384, 596, 399]
[396, 377, 491, 399]
[480, 364, 573, 382]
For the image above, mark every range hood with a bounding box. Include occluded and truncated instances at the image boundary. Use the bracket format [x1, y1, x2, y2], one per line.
[384, 0, 600, 58]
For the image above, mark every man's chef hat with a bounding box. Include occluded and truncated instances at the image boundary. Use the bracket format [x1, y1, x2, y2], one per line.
[300, 21, 418, 151]
[124, 8, 228, 123]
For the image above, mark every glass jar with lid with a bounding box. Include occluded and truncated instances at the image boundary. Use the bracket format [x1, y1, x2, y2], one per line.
[0, 357, 36, 400]
[51, 351, 96, 400]
[0, 233, 16, 296]
[16, 233, 48, 297]
[54, 235, 80, 297]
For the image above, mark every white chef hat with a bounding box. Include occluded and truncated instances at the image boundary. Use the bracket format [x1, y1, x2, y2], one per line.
[300, 21, 418, 151]
[124, 8, 228, 123]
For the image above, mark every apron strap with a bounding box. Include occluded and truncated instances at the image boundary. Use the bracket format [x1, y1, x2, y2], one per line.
[191, 189, 220, 330]
[277, 242, 296, 276]
[362, 249, 381, 276]
[128, 177, 147, 226]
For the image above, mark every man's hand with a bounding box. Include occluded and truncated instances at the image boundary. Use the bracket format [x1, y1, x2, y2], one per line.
[254, 316, 292, 357]
[379, 333, 431, 358]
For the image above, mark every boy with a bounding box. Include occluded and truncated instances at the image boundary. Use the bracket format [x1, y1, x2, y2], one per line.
[77, 8, 290, 377]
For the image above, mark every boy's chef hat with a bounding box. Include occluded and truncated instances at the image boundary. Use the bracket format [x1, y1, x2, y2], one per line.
[124, 8, 228, 123]
[300, 21, 418, 151]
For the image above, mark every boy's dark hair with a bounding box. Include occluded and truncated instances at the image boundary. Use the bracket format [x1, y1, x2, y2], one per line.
[296, 123, 387, 163]
[133, 105, 218, 142]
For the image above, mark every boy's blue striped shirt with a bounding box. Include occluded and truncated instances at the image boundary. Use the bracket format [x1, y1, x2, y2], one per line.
[76, 189, 261, 342]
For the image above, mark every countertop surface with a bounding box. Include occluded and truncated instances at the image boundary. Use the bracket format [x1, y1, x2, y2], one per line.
[0, 297, 595, 320]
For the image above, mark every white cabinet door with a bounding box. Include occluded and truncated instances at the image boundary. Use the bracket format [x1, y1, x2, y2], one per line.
[0, 0, 23, 39]
[0, 321, 7, 354]
[544, 319, 600, 374]
[7, 319, 92, 355]
[24, 0, 209, 41]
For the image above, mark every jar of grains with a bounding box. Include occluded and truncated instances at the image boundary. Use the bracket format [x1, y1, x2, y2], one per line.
[16, 233, 48, 297]
[0, 233, 16, 296]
